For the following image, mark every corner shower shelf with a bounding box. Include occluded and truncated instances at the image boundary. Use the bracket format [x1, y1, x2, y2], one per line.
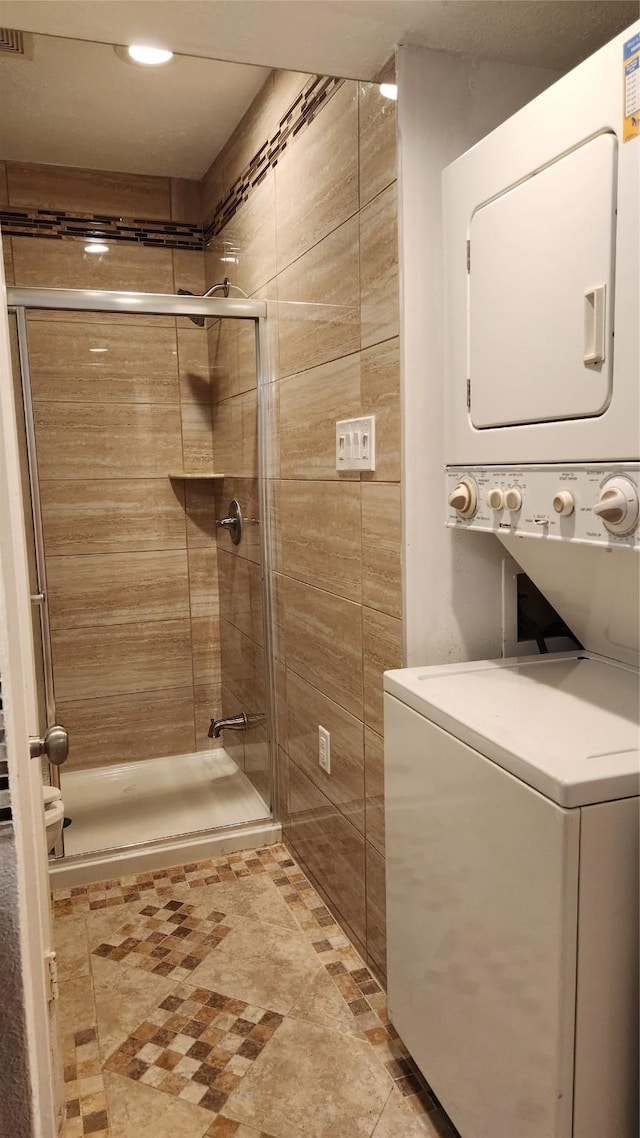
[168, 473, 225, 480]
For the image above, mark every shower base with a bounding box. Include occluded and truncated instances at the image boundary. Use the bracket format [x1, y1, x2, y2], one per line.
[49, 748, 279, 889]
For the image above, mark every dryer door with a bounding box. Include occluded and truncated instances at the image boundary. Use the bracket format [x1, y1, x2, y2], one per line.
[469, 132, 617, 429]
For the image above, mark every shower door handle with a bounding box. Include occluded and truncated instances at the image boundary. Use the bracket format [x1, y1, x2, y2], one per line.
[29, 724, 69, 766]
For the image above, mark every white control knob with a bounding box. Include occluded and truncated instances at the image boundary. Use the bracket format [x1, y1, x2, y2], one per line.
[486, 488, 504, 510]
[448, 477, 477, 519]
[504, 488, 522, 512]
[553, 491, 575, 517]
[593, 477, 639, 535]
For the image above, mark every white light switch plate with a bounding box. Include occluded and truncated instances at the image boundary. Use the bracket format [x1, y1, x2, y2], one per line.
[336, 416, 376, 471]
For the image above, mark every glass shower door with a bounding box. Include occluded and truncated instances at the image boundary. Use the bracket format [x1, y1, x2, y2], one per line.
[8, 290, 275, 861]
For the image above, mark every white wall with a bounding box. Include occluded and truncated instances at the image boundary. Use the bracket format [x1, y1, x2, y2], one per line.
[398, 46, 560, 666]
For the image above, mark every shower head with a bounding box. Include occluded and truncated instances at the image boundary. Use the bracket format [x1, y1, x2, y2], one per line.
[178, 278, 233, 326]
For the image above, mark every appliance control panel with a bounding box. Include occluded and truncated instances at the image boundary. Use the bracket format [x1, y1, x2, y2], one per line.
[446, 464, 640, 549]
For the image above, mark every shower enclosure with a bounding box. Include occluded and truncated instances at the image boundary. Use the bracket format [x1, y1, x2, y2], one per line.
[7, 285, 277, 877]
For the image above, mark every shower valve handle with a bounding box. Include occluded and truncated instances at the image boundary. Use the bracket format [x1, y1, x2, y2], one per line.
[216, 499, 243, 545]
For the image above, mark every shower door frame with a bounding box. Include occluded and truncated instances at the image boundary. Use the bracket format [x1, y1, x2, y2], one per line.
[7, 286, 279, 862]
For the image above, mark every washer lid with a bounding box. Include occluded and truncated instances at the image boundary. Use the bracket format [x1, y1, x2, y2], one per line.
[384, 652, 640, 807]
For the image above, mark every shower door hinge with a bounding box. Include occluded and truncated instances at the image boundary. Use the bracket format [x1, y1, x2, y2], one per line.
[466, 240, 471, 273]
[44, 949, 59, 1002]
[466, 379, 471, 409]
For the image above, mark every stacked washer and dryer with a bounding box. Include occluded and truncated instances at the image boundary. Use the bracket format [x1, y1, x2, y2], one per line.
[385, 23, 639, 1138]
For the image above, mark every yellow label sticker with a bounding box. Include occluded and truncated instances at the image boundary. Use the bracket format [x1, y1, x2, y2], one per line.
[623, 32, 640, 142]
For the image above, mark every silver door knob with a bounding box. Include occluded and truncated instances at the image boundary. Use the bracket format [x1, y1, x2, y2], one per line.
[29, 724, 69, 765]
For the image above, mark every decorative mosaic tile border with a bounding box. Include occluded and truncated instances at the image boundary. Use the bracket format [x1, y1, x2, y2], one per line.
[0, 73, 343, 256]
[203, 74, 344, 243]
[0, 208, 203, 250]
[62, 1027, 108, 1138]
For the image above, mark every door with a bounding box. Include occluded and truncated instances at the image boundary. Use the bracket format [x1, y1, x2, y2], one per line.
[469, 132, 617, 428]
[0, 244, 62, 1131]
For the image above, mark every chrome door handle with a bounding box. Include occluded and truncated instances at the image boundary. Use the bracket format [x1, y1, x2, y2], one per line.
[29, 724, 69, 765]
[216, 499, 243, 546]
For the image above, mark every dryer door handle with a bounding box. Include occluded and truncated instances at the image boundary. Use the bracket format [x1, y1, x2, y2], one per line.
[583, 284, 606, 365]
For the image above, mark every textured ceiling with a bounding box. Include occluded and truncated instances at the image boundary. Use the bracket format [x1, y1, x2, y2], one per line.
[0, 34, 269, 178]
[1, 0, 638, 77]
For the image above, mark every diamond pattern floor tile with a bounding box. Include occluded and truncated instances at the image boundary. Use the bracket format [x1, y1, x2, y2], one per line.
[92, 899, 232, 980]
[104, 981, 284, 1115]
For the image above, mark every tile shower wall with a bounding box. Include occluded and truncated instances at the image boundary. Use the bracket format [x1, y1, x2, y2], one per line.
[203, 65, 400, 979]
[2, 161, 223, 770]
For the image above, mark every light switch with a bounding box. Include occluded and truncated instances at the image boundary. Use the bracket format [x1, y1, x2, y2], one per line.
[336, 416, 376, 471]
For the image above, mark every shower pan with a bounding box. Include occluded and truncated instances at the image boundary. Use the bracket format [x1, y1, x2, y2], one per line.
[7, 285, 279, 886]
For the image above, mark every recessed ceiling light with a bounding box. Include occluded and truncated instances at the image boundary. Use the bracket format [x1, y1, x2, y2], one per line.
[118, 44, 174, 66]
[380, 83, 398, 101]
[84, 242, 109, 254]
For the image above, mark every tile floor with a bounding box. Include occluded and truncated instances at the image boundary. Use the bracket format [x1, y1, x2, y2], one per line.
[53, 844, 459, 1138]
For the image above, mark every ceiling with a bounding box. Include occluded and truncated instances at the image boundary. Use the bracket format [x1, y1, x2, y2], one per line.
[0, 1, 636, 179]
[1, 0, 638, 78]
[0, 34, 270, 178]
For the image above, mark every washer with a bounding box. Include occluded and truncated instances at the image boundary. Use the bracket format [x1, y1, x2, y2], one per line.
[384, 651, 639, 1138]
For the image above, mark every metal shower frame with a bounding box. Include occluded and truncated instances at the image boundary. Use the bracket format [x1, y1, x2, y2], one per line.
[6, 286, 279, 860]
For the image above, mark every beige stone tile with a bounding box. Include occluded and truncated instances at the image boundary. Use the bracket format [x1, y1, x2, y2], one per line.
[54, 915, 89, 980]
[271, 70, 312, 124]
[28, 321, 179, 404]
[276, 743, 289, 823]
[360, 183, 399, 349]
[288, 966, 359, 1037]
[6, 161, 171, 217]
[92, 954, 178, 1059]
[58, 975, 96, 1057]
[287, 759, 366, 946]
[48, 550, 190, 629]
[208, 317, 239, 404]
[234, 172, 277, 297]
[361, 483, 401, 618]
[177, 327, 213, 406]
[212, 392, 257, 480]
[278, 352, 361, 480]
[220, 618, 263, 714]
[276, 480, 362, 602]
[372, 1089, 456, 1137]
[201, 159, 225, 226]
[3, 236, 14, 284]
[174, 873, 297, 933]
[52, 618, 193, 701]
[362, 608, 402, 735]
[364, 728, 385, 857]
[84, 901, 152, 952]
[277, 216, 360, 378]
[360, 337, 400, 482]
[34, 402, 182, 481]
[173, 248, 206, 298]
[191, 613, 222, 685]
[276, 81, 358, 272]
[185, 480, 219, 549]
[216, 477, 261, 565]
[27, 308, 174, 329]
[40, 479, 186, 557]
[188, 545, 219, 617]
[245, 712, 270, 807]
[194, 682, 223, 751]
[218, 549, 252, 639]
[284, 577, 363, 718]
[181, 402, 215, 475]
[236, 317, 258, 397]
[224, 1015, 390, 1138]
[286, 670, 365, 834]
[12, 236, 174, 291]
[366, 843, 387, 979]
[58, 687, 195, 771]
[105, 1070, 212, 1138]
[359, 80, 397, 208]
[221, 683, 245, 768]
[171, 177, 202, 223]
[188, 915, 322, 1015]
[0, 159, 7, 204]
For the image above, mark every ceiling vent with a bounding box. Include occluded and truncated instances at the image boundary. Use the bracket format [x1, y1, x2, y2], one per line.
[0, 29, 34, 58]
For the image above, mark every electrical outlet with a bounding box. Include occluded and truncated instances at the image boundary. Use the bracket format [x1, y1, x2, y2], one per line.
[318, 725, 331, 774]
